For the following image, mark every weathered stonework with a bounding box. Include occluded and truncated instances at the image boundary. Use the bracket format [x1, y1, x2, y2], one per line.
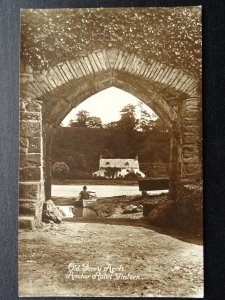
[19, 182, 40, 200]
[19, 51, 202, 229]
[19, 87, 45, 228]
[175, 183, 203, 232]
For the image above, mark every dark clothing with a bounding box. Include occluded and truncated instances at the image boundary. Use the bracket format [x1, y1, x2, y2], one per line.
[79, 190, 89, 200]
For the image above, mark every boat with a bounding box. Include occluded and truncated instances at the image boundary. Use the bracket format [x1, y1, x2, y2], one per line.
[82, 192, 97, 207]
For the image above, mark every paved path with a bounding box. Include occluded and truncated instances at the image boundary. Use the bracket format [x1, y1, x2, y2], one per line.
[19, 222, 203, 297]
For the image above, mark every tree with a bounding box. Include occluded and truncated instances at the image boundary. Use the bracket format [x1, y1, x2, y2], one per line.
[52, 162, 70, 179]
[70, 111, 103, 128]
[87, 116, 102, 128]
[70, 110, 90, 127]
[138, 109, 156, 132]
[117, 104, 138, 132]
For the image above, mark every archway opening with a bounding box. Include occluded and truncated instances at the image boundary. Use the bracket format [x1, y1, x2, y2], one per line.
[47, 86, 174, 214]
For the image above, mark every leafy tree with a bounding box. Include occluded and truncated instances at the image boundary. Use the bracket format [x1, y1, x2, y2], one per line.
[52, 162, 70, 179]
[87, 116, 102, 128]
[70, 110, 90, 127]
[138, 109, 157, 132]
[70, 110, 103, 128]
[123, 171, 142, 180]
[117, 104, 138, 132]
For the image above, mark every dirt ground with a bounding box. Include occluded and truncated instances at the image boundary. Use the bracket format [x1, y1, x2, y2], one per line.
[19, 220, 203, 297]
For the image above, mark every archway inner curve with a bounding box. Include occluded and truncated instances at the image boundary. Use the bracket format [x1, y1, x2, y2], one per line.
[43, 70, 178, 134]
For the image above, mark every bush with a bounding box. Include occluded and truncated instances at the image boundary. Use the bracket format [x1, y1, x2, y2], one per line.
[52, 162, 70, 179]
[123, 171, 142, 180]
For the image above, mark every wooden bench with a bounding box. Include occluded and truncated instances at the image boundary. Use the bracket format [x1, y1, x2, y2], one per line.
[138, 178, 169, 195]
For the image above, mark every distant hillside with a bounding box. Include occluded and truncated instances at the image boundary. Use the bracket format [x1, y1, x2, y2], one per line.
[52, 127, 170, 178]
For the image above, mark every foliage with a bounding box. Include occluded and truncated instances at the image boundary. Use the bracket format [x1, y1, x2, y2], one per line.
[105, 167, 121, 179]
[52, 102, 171, 179]
[20, 8, 201, 78]
[52, 162, 70, 179]
[70, 110, 102, 128]
[70, 110, 90, 127]
[117, 104, 138, 132]
[123, 171, 142, 180]
[87, 116, 102, 128]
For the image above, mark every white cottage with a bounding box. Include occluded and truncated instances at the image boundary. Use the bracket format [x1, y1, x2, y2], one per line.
[93, 155, 145, 179]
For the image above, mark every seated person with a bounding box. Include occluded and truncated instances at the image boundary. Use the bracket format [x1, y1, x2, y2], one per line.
[79, 185, 90, 200]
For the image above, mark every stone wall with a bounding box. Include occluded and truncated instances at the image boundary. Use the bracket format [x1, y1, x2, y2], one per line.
[19, 65, 45, 229]
[19, 51, 202, 229]
[175, 183, 203, 232]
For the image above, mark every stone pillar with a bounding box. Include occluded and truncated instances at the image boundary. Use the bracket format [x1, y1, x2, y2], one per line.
[180, 97, 202, 183]
[19, 65, 45, 229]
[43, 124, 53, 201]
[175, 96, 202, 228]
[168, 135, 181, 200]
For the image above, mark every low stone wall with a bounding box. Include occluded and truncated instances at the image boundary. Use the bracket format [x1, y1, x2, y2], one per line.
[143, 182, 203, 233]
[175, 182, 203, 232]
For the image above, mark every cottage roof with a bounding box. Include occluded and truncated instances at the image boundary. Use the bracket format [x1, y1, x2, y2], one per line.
[99, 158, 139, 169]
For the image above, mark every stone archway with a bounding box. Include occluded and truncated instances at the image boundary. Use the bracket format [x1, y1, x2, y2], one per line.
[19, 49, 201, 229]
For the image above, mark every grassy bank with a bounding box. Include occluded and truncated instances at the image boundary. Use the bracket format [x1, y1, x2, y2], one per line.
[52, 179, 139, 185]
[88, 194, 167, 218]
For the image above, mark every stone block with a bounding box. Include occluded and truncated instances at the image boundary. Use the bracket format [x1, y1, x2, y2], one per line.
[53, 66, 67, 83]
[107, 48, 120, 68]
[182, 163, 201, 174]
[20, 121, 41, 138]
[26, 101, 42, 113]
[70, 60, 83, 78]
[20, 154, 41, 167]
[61, 63, 74, 81]
[77, 60, 87, 76]
[25, 65, 33, 74]
[20, 86, 39, 100]
[146, 201, 176, 226]
[28, 137, 41, 153]
[42, 199, 63, 223]
[20, 137, 29, 149]
[20, 167, 41, 181]
[87, 55, 99, 72]
[83, 56, 95, 74]
[183, 110, 199, 119]
[183, 126, 199, 134]
[19, 216, 35, 230]
[19, 201, 36, 216]
[20, 147, 27, 154]
[143, 202, 158, 217]
[183, 136, 197, 144]
[19, 182, 39, 200]
[20, 112, 41, 121]
[20, 74, 34, 84]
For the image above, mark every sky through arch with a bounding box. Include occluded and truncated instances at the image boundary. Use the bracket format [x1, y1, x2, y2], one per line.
[61, 87, 158, 126]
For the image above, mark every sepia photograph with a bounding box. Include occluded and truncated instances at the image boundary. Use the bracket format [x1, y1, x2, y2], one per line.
[19, 7, 203, 297]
